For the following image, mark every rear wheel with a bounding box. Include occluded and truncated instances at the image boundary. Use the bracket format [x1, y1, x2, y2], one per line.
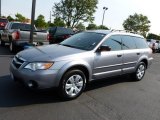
[132, 62, 146, 81]
[59, 69, 86, 100]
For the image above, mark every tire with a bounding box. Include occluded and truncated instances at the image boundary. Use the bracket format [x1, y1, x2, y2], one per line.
[9, 41, 17, 53]
[0, 40, 5, 46]
[132, 62, 146, 81]
[59, 69, 86, 100]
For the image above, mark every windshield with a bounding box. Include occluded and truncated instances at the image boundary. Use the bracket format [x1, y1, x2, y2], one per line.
[60, 32, 105, 50]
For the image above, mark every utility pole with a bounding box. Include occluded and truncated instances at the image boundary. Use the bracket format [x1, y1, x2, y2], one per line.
[102, 7, 108, 26]
[50, 11, 52, 23]
[29, 0, 36, 44]
[0, 0, 1, 17]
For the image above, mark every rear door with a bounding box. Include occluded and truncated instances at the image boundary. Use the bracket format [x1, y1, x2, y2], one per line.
[121, 35, 139, 74]
[93, 35, 123, 79]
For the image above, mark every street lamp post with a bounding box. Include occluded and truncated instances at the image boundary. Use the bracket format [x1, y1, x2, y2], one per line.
[102, 7, 108, 27]
[29, 0, 36, 44]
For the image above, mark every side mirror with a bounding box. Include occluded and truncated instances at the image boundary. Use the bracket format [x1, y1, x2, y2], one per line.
[97, 45, 111, 52]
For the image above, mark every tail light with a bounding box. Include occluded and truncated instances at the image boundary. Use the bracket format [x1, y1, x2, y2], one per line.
[0, 22, 4, 27]
[47, 34, 53, 41]
[62, 35, 70, 39]
[12, 31, 20, 40]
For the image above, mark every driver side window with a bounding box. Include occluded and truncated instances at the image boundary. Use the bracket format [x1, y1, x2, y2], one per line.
[102, 35, 122, 51]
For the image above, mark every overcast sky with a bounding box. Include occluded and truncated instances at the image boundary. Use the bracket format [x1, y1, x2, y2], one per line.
[2, 0, 159, 34]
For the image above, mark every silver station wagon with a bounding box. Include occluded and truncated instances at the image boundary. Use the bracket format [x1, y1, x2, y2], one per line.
[10, 30, 153, 99]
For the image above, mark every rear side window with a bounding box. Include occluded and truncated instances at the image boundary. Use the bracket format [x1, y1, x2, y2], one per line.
[121, 35, 137, 50]
[56, 27, 74, 35]
[102, 35, 122, 51]
[134, 37, 149, 49]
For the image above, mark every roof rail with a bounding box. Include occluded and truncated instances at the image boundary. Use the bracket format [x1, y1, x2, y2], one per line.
[111, 29, 138, 34]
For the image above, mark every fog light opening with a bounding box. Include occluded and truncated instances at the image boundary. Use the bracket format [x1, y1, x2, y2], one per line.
[27, 80, 38, 88]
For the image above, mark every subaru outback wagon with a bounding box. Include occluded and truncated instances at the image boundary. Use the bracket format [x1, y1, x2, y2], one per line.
[10, 30, 153, 99]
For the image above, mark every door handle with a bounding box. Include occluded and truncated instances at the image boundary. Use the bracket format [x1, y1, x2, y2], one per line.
[137, 53, 140, 55]
[117, 54, 122, 57]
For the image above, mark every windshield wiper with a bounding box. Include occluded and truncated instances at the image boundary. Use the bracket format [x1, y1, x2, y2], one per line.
[59, 44, 76, 48]
[59, 43, 87, 50]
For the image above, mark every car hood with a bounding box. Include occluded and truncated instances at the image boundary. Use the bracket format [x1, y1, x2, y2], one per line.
[17, 44, 86, 62]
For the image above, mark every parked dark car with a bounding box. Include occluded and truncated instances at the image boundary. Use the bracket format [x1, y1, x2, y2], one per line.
[0, 18, 8, 30]
[47, 27, 74, 44]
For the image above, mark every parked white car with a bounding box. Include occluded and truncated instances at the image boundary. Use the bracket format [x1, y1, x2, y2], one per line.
[147, 39, 160, 53]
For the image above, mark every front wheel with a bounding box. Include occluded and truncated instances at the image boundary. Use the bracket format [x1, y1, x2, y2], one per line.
[132, 62, 146, 81]
[59, 69, 86, 100]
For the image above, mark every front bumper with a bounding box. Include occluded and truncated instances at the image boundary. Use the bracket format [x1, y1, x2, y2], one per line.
[10, 62, 60, 89]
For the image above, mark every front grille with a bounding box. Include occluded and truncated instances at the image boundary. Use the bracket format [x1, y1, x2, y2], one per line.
[12, 55, 25, 69]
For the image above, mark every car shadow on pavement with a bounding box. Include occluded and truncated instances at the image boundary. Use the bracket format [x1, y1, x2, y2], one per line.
[0, 46, 15, 56]
[0, 74, 135, 107]
[0, 75, 61, 107]
[86, 75, 134, 91]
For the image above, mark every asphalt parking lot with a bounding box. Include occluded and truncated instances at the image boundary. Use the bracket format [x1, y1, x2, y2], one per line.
[0, 46, 160, 120]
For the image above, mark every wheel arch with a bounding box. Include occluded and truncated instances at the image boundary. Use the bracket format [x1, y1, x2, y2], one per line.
[56, 61, 92, 86]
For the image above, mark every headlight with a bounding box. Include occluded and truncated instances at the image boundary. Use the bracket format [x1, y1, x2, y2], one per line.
[24, 62, 53, 71]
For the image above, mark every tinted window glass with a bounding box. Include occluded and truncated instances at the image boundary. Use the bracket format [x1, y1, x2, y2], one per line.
[102, 35, 122, 51]
[11, 23, 33, 30]
[0, 19, 8, 23]
[60, 32, 105, 50]
[134, 37, 148, 49]
[122, 35, 136, 50]
[56, 27, 74, 35]
[49, 27, 56, 34]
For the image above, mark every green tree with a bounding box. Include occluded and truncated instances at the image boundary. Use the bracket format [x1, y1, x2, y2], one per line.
[76, 22, 85, 31]
[53, 17, 65, 27]
[147, 33, 160, 40]
[53, 0, 98, 28]
[35, 15, 47, 29]
[98, 25, 109, 30]
[123, 13, 150, 37]
[7, 15, 14, 22]
[86, 23, 97, 30]
[15, 13, 26, 22]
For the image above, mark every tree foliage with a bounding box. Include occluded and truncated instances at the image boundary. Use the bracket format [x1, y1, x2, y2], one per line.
[7, 16, 14, 22]
[86, 24, 109, 30]
[15, 13, 26, 22]
[53, 17, 66, 27]
[98, 25, 109, 30]
[35, 15, 47, 29]
[147, 33, 160, 40]
[53, 0, 98, 28]
[86, 23, 97, 30]
[76, 22, 85, 30]
[123, 13, 150, 37]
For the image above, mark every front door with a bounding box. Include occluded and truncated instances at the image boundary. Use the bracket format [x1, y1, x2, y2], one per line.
[93, 35, 123, 79]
